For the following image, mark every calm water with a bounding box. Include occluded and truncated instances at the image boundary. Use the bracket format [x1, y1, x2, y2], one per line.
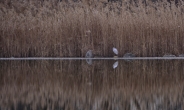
[0, 60, 184, 110]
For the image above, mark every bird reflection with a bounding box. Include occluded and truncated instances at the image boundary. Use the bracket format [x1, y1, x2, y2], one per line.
[86, 59, 92, 65]
[113, 61, 118, 69]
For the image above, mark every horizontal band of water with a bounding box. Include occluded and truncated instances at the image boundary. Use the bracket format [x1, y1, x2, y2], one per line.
[1, 57, 184, 60]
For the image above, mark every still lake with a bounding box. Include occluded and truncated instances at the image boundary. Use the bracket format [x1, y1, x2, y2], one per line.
[0, 59, 184, 110]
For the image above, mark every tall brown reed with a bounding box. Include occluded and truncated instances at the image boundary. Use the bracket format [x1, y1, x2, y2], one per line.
[0, 0, 184, 57]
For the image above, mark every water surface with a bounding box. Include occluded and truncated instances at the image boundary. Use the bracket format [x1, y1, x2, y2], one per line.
[0, 60, 184, 110]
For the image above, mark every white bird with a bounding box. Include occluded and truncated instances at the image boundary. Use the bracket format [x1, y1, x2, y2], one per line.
[113, 47, 118, 55]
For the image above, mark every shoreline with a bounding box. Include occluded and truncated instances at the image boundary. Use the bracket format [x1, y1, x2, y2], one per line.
[1, 57, 184, 60]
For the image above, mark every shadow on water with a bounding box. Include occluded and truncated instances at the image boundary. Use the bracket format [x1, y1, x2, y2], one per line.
[0, 60, 184, 110]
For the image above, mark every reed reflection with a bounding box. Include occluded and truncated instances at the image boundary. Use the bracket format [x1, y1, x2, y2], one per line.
[0, 60, 184, 110]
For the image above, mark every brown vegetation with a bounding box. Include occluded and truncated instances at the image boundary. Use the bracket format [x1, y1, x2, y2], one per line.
[0, 0, 184, 57]
[0, 60, 184, 109]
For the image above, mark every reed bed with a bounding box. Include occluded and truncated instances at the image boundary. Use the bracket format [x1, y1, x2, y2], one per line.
[0, 60, 184, 109]
[0, 0, 184, 57]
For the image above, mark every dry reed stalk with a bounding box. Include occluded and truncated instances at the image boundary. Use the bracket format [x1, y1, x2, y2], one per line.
[0, 0, 184, 57]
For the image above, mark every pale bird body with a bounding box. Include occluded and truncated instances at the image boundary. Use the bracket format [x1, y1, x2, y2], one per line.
[113, 47, 118, 55]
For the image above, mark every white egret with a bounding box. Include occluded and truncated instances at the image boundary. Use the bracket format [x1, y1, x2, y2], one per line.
[113, 47, 118, 55]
